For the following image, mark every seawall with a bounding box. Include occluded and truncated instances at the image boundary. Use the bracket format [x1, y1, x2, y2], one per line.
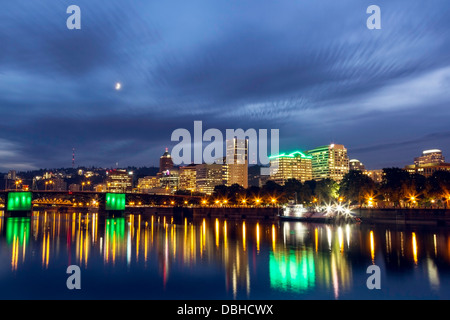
[354, 208, 450, 226]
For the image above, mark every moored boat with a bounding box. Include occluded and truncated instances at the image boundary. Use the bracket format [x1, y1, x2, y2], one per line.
[279, 203, 361, 223]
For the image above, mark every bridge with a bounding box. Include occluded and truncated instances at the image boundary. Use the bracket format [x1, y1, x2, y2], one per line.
[0, 190, 202, 216]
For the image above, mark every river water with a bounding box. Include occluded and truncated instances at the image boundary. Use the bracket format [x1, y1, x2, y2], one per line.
[1, 210, 449, 299]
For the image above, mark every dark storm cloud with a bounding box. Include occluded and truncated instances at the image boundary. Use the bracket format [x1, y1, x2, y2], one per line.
[1, 0, 450, 171]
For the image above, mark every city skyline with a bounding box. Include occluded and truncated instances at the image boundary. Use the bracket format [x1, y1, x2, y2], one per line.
[1, 1, 450, 174]
[4, 144, 448, 176]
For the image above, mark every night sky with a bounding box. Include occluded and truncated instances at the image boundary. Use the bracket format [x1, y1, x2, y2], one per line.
[1, 0, 450, 172]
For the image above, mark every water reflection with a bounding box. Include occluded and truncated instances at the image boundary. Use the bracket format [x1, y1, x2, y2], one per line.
[1, 210, 450, 299]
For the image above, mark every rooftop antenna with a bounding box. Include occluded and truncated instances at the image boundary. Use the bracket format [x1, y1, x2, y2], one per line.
[72, 148, 75, 169]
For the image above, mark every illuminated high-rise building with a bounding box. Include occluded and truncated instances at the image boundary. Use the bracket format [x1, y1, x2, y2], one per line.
[196, 164, 224, 195]
[224, 138, 248, 188]
[414, 149, 445, 165]
[307, 144, 349, 182]
[268, 151, 312, 185]
[160, 168, 179, 192]
[405, 149, 450, 177]
[106, 169, 133, 193]
[137, 176, 160, 193]
[179, 164, 197, 191]
[159, 148, 174, 173]
[349, 159, 366, 171]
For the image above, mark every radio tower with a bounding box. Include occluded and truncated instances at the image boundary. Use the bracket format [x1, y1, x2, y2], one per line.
[72, 148, 75, 169]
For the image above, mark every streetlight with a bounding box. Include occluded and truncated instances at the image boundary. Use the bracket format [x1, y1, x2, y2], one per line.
[45, 180, 53, 191]
[15, 179, 22, 191]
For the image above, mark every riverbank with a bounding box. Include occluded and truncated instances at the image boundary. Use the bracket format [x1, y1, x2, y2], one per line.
[354, 208, 450, 226]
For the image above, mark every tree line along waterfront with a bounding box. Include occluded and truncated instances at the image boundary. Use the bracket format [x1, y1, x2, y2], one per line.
[189, 168, 450, 209]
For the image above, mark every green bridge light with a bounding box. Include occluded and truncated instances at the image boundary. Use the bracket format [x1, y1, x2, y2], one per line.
[7, 192, 32, 211]
[105, 193, 126, 211]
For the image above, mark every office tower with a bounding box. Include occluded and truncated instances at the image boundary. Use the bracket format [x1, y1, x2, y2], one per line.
[268, 151, 313, 185]
[160, 147, 174, 173]
[160, 168, 179, 192]
[196, 164, 224, 195]
[349, 159, 366, 171]
[307, 144, 349, 182]
[106, 169, 133, 193]
[137, 176, 161, 193]
[405, 149, 450, 177]
[224, 138, 248, 188]
[179, 164, 197, 191]
[414, 149, 445, 165]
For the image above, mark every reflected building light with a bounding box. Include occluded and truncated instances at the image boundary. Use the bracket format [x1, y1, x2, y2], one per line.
[412, 232, 418, 265]
[283, 223, 289, 247]
[136, 215, 141, 262]
[331, 255, 339, 299]
[232, 267, 237, 299]
[11, 236, 18, 271]
[433, 234, 437, 257]
[190, 224, 195, 261]
[72, 213, 76, 241]
[224, 221, 228, 250]
[256, 223, 260, 253]
[34, 212, 40, 240]
[79, 230, 84, 266]
[22, 229, 26, 263]
[215, 219, 220, 248]
[85, 230, 89, 267]
[172, 224, 177, 258]
[326, 226, 332, 250]
[315, 228, 318, 253]
[202, 219, 206, 250]
[242, 222, 246, 252]
[112, 229, 116, 265]
[246, 264, 251, 297]
[200, 223, 203, 257]
[127, 222, 132, 267]
[42, 232, 46, 268]
[272, 224, 276, 252]
[370, 231, 375, 263]
[144, 226, 148, 264]
[151, 216, 154, 244]
[46, 231, 50, 268]
[427, 258, 440, 291]
[400, 232, 404, 257]
[385, 230, 392, 255]
[345, 225, 351, 249]
[338, 227, 344, 253]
